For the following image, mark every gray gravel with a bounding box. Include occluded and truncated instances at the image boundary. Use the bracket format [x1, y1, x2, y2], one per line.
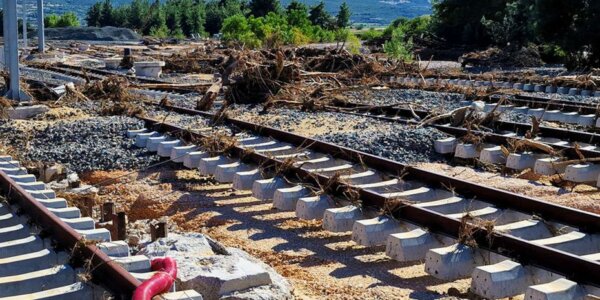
[233, 106, 446, 164]
[343, 88, 466, 111]
[0, 116, 160, 172]
[498, 110, 531, 123]
[317, 126, 446, 164]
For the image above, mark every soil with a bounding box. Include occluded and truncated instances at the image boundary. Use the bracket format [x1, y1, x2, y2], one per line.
[82, 166, 468, 300]
[416, 162, 600, 215]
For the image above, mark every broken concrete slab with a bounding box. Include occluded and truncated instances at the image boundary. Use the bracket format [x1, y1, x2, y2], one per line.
[7, 105, 50, 119]
[139, 233, 292, 300]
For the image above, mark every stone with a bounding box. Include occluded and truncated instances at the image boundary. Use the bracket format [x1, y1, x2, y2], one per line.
[7, 105, 50, 120]
[139, 233, 292, 300]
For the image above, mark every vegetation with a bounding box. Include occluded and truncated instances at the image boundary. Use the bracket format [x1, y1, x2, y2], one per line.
[84, 0, 353, 49]
[45, 12, 81, 28]
[383, 27, 413, 61]
[220, 1, 358, 49]
[86, 0, 206, 37]
[431, 0, 600, 69]
[79, 0, 600, 68]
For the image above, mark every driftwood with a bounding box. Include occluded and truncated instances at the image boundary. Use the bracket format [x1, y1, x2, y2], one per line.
[196, 80, 222, 111]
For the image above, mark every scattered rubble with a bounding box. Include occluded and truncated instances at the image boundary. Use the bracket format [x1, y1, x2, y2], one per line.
[139, 233, 293, 300]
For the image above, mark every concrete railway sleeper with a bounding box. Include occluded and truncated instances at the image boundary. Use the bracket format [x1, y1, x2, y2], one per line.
[395, 75, 600, 98]
[0, 156, 201, 299]
[130, 110, 600, 300]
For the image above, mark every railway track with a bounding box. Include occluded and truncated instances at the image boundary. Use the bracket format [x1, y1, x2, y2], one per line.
[398, 75, 600, 97]
[19, 60, 600, 298]
[25, 64, 600, 185]
[26, 63, 211, 95]
[129, 104, 600, 300]
[0, 157, 200, 298]
[302, 100, 600, 185]
[391, 77, 600, 128]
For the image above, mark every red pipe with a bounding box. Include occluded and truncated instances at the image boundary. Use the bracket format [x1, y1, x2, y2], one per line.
[132, 257, 178, 300]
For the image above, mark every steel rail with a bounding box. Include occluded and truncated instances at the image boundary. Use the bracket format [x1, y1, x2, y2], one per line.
[49, 64, 209, 94]
[138, 111, 600, 287]
[0, 171, 141, 299]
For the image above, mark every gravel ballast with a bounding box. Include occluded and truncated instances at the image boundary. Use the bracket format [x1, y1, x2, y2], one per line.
[0, 116, 160, 172]
[343, 88, 467, 111]
[232, 106, 447, 164]
[317, 126, 446, 164]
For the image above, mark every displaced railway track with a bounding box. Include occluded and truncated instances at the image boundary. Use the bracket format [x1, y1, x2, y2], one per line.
[25, 64, 600, 185]
[400, 75, 600, 97]
[130, 104, 600, 299]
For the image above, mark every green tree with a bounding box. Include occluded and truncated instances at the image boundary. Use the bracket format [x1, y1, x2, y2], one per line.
[56, 12, 80, 27]
[431, 0, 506, 45]
[336, 2, 351, 28]
[99, 0, 115, 26]
[128, 0, 151, 31]
[180, 0, 206, 36]
[165, 0, 184, 35]
[248, 0, 281, 17]
[482, 0, 534, 47]
[309, 1, 332, 28]
[205, 0, 245, 35]
[286, 0, 309, 27]
[147, 0, 168, 35]
[86, 3, 102, 27]
[222, 14, 261, 47]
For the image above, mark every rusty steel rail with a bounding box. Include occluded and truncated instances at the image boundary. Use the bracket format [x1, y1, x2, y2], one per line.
[45, 64, 209, 94]
[0, 171, 141, 298]
[141, 106, 600, 287]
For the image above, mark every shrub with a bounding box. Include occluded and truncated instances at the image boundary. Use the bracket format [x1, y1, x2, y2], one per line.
[359, 28, 383, 43]
[383, 27, 413, 61]
[45, 12, 80, 28]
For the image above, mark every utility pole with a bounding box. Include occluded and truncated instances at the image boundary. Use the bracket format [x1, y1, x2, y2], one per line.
[22, 7, 27, 48]
[37, 0, 44, 53]
[2, 0, 9, 69]
[4, 0, 27, 101]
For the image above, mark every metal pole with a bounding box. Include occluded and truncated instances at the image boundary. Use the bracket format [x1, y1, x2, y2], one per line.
[6, 0, 22, 100]
[3, 0, 9, 69]
[22, 6, 27, 48]
[36, 0, 43, 53]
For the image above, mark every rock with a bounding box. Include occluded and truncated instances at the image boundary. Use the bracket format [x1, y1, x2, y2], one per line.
[69, 184, 99, 194]
[7, 105, 50, 120]
[128, 235, 140, 247]
[139, 233, 215, 257]
[39, 164, 66, 183]
[138, 233, 292, 300]
[67, 173, 81, 188]
[220, 248, 293, 300]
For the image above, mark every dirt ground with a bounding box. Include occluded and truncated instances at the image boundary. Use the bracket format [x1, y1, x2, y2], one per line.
[79, 158, 600, 299]
[83, 166, 470, 300]
[417, 162, 600, 215]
